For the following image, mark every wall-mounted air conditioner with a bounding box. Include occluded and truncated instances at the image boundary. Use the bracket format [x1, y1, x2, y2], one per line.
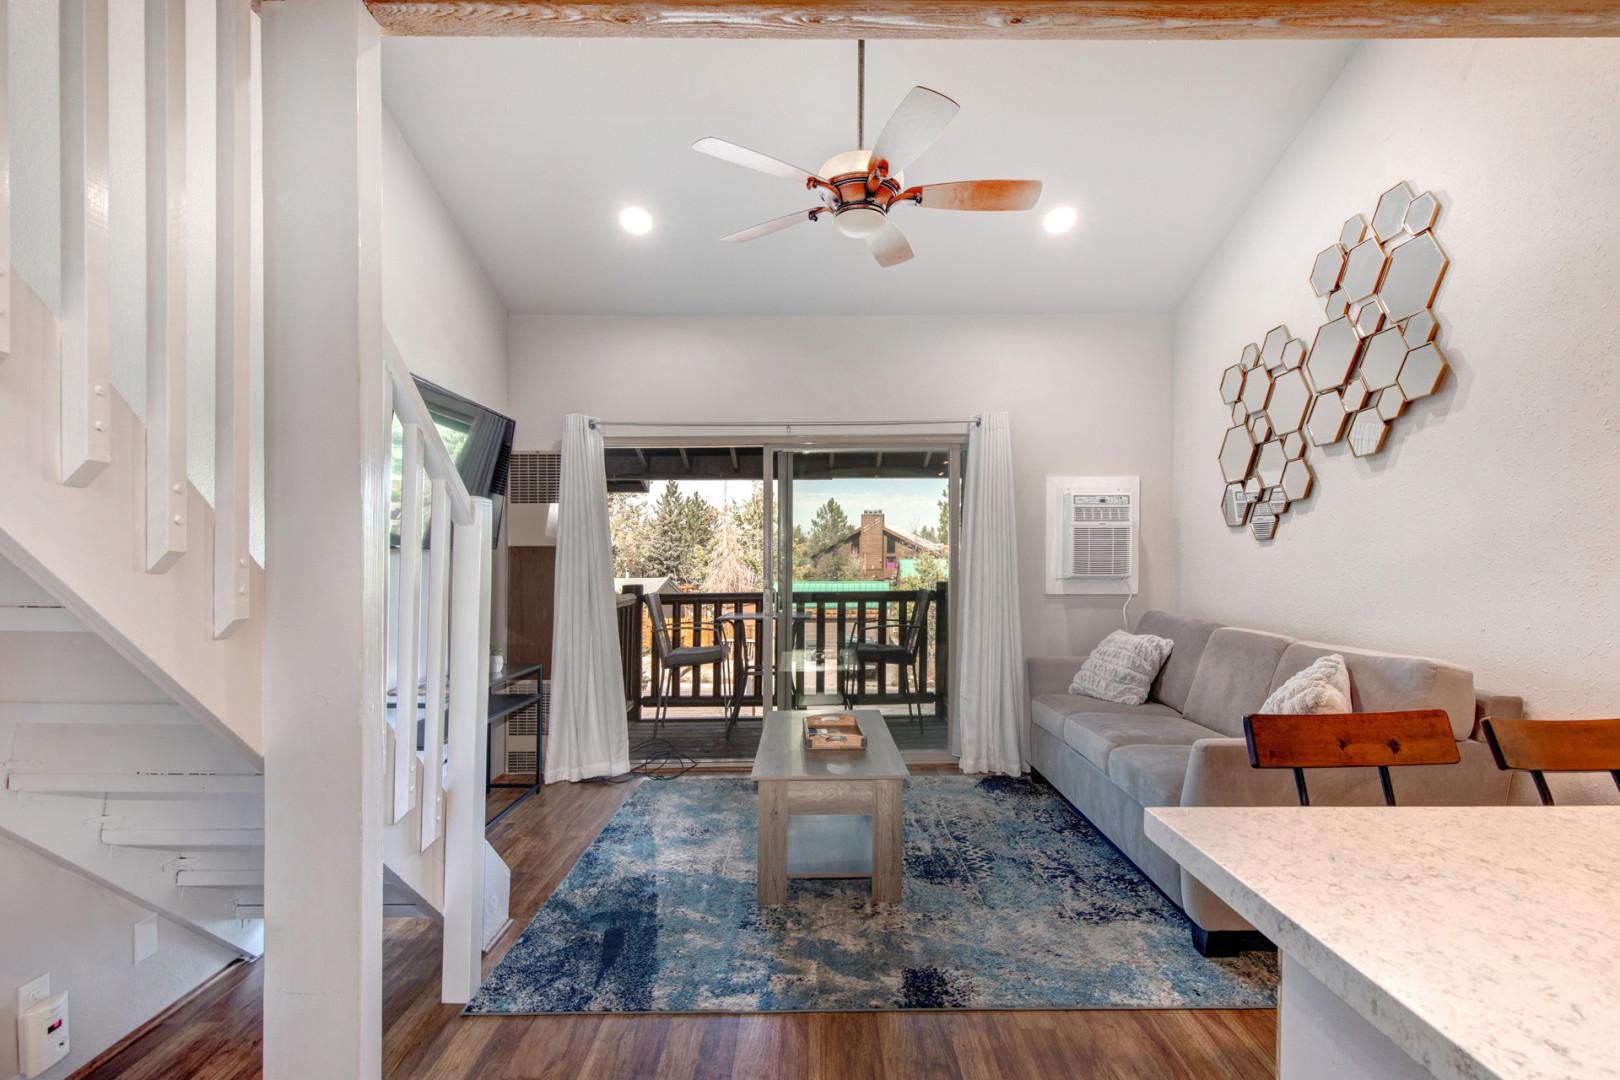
[1045, 476, 1139, 596]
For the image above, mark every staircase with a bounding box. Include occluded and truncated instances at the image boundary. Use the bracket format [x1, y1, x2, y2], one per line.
[0, 0, 505, 1014]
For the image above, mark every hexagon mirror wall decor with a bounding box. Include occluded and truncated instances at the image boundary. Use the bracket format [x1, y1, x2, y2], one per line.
[1218, 182, 1455, 542]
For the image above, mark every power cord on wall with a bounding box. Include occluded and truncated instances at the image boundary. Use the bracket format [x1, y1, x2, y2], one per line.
[1122, 594, 1133, 631]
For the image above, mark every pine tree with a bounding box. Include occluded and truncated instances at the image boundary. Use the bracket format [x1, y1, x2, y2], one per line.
[807, 497, 852, 554]
[607, 492, 653, 577]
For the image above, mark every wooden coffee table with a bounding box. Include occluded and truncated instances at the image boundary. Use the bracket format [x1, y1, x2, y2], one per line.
[750, 708, 909, 906]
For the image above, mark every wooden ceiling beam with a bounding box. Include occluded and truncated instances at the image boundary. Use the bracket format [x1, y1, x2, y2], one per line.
[366, 2, 1620, 39]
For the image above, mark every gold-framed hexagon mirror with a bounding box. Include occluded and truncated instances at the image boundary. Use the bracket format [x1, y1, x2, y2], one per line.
[1306, 392, 1347, 446]
[1397, 342, 1448, 400]
[1241, 365, 1273, 414]
[1310, 245, 1346, 297]
[1220, 364, 1246, 404]
[1378, 232, 1448, 321]
[1371, 181, 1415, 243]
[1281, 458, 1314, 502]
[1340, 237, 1389, 300]
[1257, 440, 1287, 488]
[1348, 409, 1388, 457]
[1358, 328, 1408, 391]
[1222, 482, 1254, 528]
[1404, 191, 1439, 234]
[1305, 317, 1362, 392]
[1268, 369, 1311, 436]
[1219, 424, 1257, 483]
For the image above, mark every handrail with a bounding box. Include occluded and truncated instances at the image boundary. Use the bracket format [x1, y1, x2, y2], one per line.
[383, 331, 475, 527]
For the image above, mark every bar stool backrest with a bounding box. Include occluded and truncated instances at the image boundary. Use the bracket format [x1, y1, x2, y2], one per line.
[1481, 717, 1620, 806]
[1242, 709, 1460, 806]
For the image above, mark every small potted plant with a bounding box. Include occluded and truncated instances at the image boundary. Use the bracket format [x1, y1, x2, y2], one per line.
[490, 644, 505, 678]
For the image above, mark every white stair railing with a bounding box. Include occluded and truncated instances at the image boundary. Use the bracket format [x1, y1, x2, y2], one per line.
[1, 0, 267, 744]
[384, 335, 497, 1003]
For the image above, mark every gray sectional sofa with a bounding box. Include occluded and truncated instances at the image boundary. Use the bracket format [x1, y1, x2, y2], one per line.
[1027, 610, 1522, 955]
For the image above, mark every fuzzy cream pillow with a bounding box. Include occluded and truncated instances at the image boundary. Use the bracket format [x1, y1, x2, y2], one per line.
[1070, 630, 1175, 706]
[1260, 653, 1353, 715]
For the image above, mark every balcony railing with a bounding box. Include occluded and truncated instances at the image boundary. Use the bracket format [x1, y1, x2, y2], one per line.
[614, 586, 949, 722]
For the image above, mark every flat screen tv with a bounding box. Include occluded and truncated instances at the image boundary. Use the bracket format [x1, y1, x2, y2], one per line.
[393, 378, 516, 546]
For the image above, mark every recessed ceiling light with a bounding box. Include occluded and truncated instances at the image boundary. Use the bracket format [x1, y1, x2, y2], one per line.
[1043, 206, 1078, 235]
[619, 206, 654, 236]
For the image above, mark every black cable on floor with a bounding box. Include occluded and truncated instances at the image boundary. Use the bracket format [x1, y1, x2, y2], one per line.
[582, 737, 698, 784]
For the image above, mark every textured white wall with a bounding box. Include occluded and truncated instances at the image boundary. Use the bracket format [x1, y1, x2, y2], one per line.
[0, 836, 239, 1080]
[381, 108, 509, 410]
[508, 313, 1175, 659]
[1172, 40, 1620, 729]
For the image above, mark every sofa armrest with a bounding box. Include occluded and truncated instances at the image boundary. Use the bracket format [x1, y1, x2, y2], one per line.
[1180, 737, 1301, 808]
[1026, 656, 1085, 699]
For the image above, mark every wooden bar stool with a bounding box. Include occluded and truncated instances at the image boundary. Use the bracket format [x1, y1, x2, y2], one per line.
[1481, 717, 1620, 805]
[1242, 710, 1460, 806]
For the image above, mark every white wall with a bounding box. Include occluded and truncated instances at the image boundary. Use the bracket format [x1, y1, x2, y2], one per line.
[381, 108, 508, 410]
[508, 313, 1174, 659]
[0, 836, 239, 1080]
[1172, 41, 1620, 730]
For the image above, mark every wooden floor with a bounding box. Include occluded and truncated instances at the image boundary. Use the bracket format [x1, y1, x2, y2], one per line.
[79, 779, 1277, 1080]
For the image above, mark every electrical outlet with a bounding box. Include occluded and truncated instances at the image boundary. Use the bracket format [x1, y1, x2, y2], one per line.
[16, 972, 50, 1016]
[134, 914, 159, 963]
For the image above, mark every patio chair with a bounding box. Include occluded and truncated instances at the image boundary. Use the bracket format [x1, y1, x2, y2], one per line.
[840, 591, 933, 735]
[645, 593, 726, 737]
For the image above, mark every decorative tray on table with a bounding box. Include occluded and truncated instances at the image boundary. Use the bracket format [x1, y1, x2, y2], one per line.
[803, 713, 866, 750]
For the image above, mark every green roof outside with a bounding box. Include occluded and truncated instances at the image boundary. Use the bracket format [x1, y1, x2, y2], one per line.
[791, 580, 891, 592]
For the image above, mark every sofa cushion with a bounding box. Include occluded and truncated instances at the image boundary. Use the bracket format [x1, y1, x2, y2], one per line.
[1062, 712, 1224, 771]
[1030, 694, 1179, 739]
[1272, 642, 1476, 740]
[1108, 743, 1195, 807]
[1181, 627, 1294, 737]
[1135, 611, 1222, 714]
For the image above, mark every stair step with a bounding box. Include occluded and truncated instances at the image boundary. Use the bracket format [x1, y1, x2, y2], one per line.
[0, 702, 197, 726]
[176, 868, 264, 888]
[0, 605, 81, 631]
[10, 772, 264, 796]
[101, 826, 265, 850]
[233, 900, 430, 920]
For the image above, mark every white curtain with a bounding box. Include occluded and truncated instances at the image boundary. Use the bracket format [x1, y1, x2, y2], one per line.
[544, 414, 630, 783]
[956, 411, 1027, 776]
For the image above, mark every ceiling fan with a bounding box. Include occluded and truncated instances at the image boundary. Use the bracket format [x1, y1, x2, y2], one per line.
[692, 42, 1042, 268]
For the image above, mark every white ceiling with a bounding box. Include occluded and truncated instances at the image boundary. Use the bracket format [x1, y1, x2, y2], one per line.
[381, 38, 1354, 316]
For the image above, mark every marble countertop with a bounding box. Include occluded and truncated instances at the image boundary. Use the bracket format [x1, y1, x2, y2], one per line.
[1145, 806, 1620, 1080]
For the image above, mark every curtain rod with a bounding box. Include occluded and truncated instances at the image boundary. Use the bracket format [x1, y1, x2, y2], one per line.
[587, 418, 979, 430]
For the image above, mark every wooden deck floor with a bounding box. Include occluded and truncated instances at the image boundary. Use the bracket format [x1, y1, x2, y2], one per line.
[78, 778, 1277, 1080]
[626, 710, 950, 762]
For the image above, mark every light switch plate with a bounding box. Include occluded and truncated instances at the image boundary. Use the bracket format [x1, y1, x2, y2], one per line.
[134, 914, 159, 963]
[16, 972, 50, 1016]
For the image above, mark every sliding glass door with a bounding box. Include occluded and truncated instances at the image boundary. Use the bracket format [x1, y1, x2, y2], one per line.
[764, 443, 962, 754]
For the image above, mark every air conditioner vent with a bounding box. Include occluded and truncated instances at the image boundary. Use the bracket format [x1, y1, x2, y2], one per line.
[1059, 491, 1135, 581]
[507, 452, 561, 505]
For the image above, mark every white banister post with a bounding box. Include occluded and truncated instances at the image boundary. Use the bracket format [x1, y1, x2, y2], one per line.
[144, 0, 187, 573]
[59, 0, 112, 486]
[259, 0, 386, 1076]
[392, 422, 424, 822]
[0, 0, 10, 356]
[443, 496, 492, 1004]
[420, 478, 450, 852]
[212, 0, 250, 636]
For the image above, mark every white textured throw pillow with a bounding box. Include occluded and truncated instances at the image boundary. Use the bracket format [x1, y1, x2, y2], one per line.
[1260, 653, 1353, 715]
[1070, 630, 1175, 706]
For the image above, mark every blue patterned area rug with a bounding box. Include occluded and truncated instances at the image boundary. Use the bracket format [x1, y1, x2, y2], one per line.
[466, 775, 1276, 1014]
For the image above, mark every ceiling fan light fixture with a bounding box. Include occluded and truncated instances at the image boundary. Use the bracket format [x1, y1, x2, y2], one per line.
[833, 205, 887, 240]
[619, 206, 654, 236]
[1043, 206, 1078, 235]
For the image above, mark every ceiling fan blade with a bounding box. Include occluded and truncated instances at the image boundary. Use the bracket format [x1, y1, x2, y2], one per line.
[867, 221, 914, 268]
[870, 86, 960, 175]
[720, 208, 821, 244]
[910, 180, 1043, 212]
[692, 137, 823, 184]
